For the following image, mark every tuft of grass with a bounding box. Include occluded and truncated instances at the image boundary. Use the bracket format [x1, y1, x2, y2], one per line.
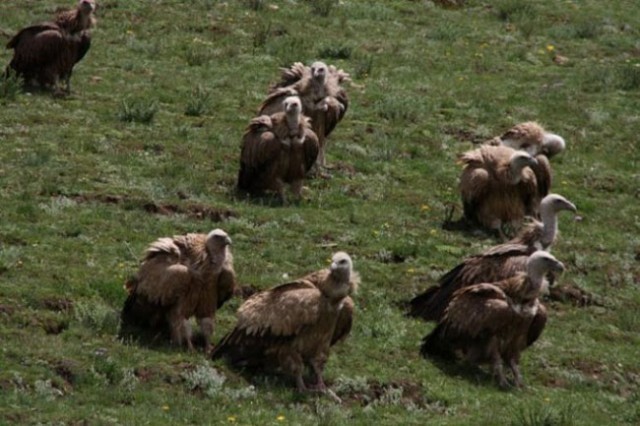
[242, 0, 264, 11]
[74, 299, 120, 335]
[353, 53, 374, 79]
[510, 402, 576, 426]
[318, 44, 352, 60]
[306, 0, 338, 17]
[117, 99, 158, 124]
[495, 0, 536, 22]
[185, 85, 211, 117]
[0, 69, 23, 102]
[252, 20, 272, 52]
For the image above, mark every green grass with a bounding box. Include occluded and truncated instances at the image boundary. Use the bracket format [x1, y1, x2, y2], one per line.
[1, 0, 639, 424]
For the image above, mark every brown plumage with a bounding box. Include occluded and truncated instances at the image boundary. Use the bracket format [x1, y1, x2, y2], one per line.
[258, 61, 349, 169]
[408, 194, 576, 323]
[421, 251, 565, 388]
[238, 96, 319, 203]
[486, 121, 566, 159]
[121, 229, 236, 353]
[5, 0, 96, 94]
[459, 145, 551, 235]
[212, 252, 358, 397]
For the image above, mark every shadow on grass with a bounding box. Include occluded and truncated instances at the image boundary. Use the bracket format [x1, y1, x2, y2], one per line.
[425, 355, 501, 389]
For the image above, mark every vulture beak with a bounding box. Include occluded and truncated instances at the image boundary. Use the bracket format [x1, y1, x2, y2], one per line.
[566, 201, 577, 213]
[552, 260, 565, 274]
[224, 236, 232, 246]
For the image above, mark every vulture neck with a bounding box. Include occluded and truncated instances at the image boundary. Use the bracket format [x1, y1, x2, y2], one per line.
[205, 245, 228, 273]
[509, 162, 528, 184]
[321, 269, 351, 300]
[285, 111, 300, 135]
[539, 206, 558, 249]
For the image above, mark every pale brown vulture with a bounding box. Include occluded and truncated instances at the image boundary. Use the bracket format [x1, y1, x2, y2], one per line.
[258, 61, 349, 169]
[121, 229, 236, 353]
[5, 0, 96, 94]
[212, 252, 358, 397]
[421, 251, 565, 388]
[237, 96, 319, 203]
[408, 194, 576, 323]
[459, 145, 551, 236]
[486, 121, 566, 159]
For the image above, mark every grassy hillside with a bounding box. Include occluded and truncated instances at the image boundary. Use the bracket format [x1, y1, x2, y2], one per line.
[1, 0, 639, 424]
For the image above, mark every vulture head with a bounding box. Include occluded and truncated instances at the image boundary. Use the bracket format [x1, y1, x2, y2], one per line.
[500, 122, 566, 158]
[283, 96, 302, 117]
[527, 251, 565, 287]
[79, 0, 97, 13]
[310, 61, 328, 84]
[540, 194, 577, 216]
[541, 133, 566, 158]
[509, 151, 537, 183]
[205, 229, 232, 259]
[326, 252, 354, 299]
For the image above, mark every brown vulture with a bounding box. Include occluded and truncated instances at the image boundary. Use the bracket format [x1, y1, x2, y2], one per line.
[237, 96, 319, 203]
[421, 251, 565, 388]
[459, 145, 551, 236]
[121, 229, 236, 353]
[5, 0, 96, 94]
[258, 61, 349, 169]
[486, 121, 566, 159]
[212, 252, 358, 398]
[408, 194, 576, 323]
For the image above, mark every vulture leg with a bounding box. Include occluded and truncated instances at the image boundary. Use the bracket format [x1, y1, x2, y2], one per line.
[274, 178, 287, 205]
[508, 357, 525, 388]
[197, 317, 215, 354]
[290, 179, 303, 201]
[491, 354, 509, 389]
[309, 357, 327, 391]
[168, 309, 193, 350]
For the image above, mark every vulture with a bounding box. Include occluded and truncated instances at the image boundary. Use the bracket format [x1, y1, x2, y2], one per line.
[486, 121, 566, 159]
[121, 229, 236, 353]
[459, 144, 551, 236]
[5, 0, 96, 94]
[258, 61, 349, 169]
[420, 251, 565, 389]
[212, 252, 358, 397]
[408, 194, 576, 323]
[237, 96, 319, 203]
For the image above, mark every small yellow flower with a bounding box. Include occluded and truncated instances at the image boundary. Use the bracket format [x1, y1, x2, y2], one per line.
[562, 180, 568, 185]
[277, 415, 285, 421]
[544, 397, 551, 402]
[162, 405, 170, 411]
[407, 268, 415, 274]
[228, 416, 237, 423]
[546, 44, 555, 52]
[429, 229, 437, 235]
[420, 204, 430, 211]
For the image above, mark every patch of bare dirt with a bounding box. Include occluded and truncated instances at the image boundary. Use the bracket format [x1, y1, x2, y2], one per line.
[0, 304, 15, 316]
[548, 283, 601, 307]
[42, 297, 74, 312]
[53, 359, 78, 386]
[442, 126, 487, 145]
[49, 192, 239, 222]
[337, 379, 432, 409]
[41, 317, 69, 335]
[134, 366, 157, 383]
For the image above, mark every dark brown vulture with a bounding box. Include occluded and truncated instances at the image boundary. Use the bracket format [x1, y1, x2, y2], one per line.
[121, 229, 236, 353]
[212, 252, 358, 398]
[408, 194, 576, 323]
[421, 251, 565, 388]
[486, 121, 566, 159]
[459, 145, 551, 236]
[237, 96, 319, 203]
[258, 61, 349, 169]
[5, 0, 96, 94]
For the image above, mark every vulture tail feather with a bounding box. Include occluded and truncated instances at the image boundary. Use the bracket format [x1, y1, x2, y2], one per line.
[407, 263, 466, 321]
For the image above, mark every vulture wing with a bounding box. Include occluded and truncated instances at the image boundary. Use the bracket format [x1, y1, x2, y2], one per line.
[302, 127, 320, 171]
[532, 154, 552, 200]
[237, 115, 280, 191]
[135, 254, 192, 307]
[8, 27, 67, 70]
[527, 302, 547, 347]
[236, 282, 322, 337]
[421, 283, 513, 358]
[7, 23, 60, 49]
[258, 87, 298, 116]
[407, 243, 531, 321]
[459, 151, 491, 222]
[215, 266, 237, 309]
[332, 296, 354, 346]
[270, 62, 310, 90]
